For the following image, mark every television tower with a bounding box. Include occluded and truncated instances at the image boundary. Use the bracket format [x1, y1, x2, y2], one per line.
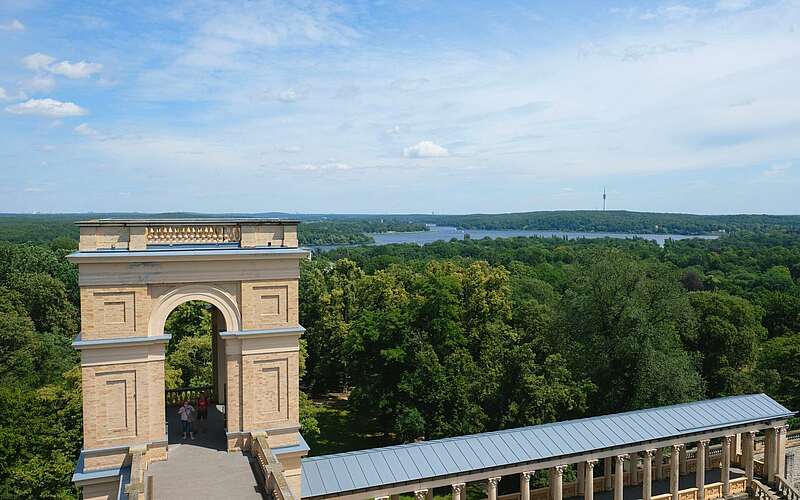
[602, 186, 606, 211]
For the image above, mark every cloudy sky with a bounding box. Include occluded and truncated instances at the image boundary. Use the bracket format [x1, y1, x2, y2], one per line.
[1, 0, 799, 214]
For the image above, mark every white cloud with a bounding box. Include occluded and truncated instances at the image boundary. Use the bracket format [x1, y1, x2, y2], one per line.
[49, 60, 104, 79]
[287, 162, 352, 172]
[390, 78, 430, 92]
[22, 53, 103, 79]
[403, 141, 450, 158]
[716, 0, 752, 12]
[23, 52, 55, 71]
[74, 123, 99, 136]
[0, 19, 25, 31]
[275, 88, 301, 102]
[763, 163, 791, 177]
[25, 75, 56, 93]
[0, 87, 8, 101]
[6, 98, 87, 118]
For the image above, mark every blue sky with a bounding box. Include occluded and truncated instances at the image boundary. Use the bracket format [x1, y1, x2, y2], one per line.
[1, 0, 799, 214]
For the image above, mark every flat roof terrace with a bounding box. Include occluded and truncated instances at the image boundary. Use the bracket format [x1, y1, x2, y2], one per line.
[75, 218, 300, 252]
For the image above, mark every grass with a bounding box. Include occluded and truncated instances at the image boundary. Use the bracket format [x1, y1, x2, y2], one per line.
[305, 397, 388, 456]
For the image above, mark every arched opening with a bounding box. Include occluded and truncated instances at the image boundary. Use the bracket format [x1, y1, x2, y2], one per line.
[163, 300, 228, 450]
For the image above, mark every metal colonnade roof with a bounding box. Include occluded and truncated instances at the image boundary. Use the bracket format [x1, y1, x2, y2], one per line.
[300, 393, 794, 498]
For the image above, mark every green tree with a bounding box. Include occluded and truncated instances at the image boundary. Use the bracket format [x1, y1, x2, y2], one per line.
[688, 292, 766, 396]
[164, 301, 212, 350]
[557, 249, 704, 413]
[758, 333, 800, 411]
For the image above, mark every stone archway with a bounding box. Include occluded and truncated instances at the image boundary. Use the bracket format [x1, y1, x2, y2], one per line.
[69, 219, 309, 500]
[149, 283, 242, 337]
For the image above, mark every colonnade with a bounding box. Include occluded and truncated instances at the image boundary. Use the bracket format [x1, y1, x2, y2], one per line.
[374, 426, 789, 500]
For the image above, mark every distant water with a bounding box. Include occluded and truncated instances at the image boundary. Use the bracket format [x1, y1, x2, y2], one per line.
[313, 225, 718, 251]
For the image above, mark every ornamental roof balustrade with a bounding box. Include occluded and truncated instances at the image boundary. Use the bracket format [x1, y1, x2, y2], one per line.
[76, 218, 299, 252]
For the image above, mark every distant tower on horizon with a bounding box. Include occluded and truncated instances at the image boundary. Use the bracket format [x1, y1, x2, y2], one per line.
[602, 186, 607, 211]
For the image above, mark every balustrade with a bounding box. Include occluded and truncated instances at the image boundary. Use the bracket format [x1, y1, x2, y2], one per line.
[752, 479, 779, 500]
[146, 225, 241, 245]
[252, 434, 296, 500]
[728, 477, 747, 496]
[776, 476, 800, 500]
[165, 386, 214, 406]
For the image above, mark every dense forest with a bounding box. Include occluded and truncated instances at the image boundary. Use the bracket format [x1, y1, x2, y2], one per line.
[391, 211, 800, 234]
[1, 220, 799, 498]
[0, 214, 426, 247]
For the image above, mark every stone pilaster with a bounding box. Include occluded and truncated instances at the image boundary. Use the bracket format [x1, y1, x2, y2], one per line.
[452, 483, 466, 500]
[671, 444, 683, 500]
[696, 440, 709, 500]
[643, 449, 655, 500]
[744, 431, 755, 491]
[722, 436, 732, 497]
[488, 477, 501, 500]
[614, 455, 628, 500]
[521, 471, 535, 500]
[552, 466, 565, 500]
[586, 460, 598, 500]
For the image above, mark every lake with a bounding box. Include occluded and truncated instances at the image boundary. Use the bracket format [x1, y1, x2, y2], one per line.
[313, 225, 719, 251]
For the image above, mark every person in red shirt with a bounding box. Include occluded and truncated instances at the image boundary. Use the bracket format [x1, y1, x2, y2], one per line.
[196, 392, 210, 433]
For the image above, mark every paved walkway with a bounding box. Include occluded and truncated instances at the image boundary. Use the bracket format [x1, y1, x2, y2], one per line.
[147, 405, 264, 500]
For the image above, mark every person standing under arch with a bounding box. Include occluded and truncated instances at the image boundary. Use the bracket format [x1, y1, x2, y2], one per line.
[178, 400, 195, 440]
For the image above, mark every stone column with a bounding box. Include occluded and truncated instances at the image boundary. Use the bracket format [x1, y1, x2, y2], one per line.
[671, 444, 683, 500]
[764, 427, 776, 482]
[722, 436, 732, 497]
[586, 460, 598, 500]
[643, 449, 655, 500]
[696, 440, 708, 500]
[679, 445, 688, 475]
[655, 448, 664, 481]
[577, 462, 585, 493]
[427, 489, 434, 500]
[488, 477, 501, 500]
[552, 466, 566, 500]
[390, 495, 400, 500]
[729, 434, 741, 466]
[604, 457, 613, 491]
[452, 483, 466, 500]
[521, 471, 534, 500]
[777, 425, 787, 478]
[743, 432, 755, 491]
[614, 455, 627, 500]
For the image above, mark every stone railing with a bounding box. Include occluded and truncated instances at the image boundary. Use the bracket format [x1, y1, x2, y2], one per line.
[252, 433, 296, 500]
[165, 386, 213, 406]
[122, 446, 154, 500]
[752, 479, 779, 500]
[729, 477, 748, 496]
[776, 476, 800, 500]
[495, 477, 748, 500]
[755, 459, 765, 478]
[146, 225, 241, 245]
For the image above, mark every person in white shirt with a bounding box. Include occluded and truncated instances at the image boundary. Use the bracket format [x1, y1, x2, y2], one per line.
[178, 400, 195, 440]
